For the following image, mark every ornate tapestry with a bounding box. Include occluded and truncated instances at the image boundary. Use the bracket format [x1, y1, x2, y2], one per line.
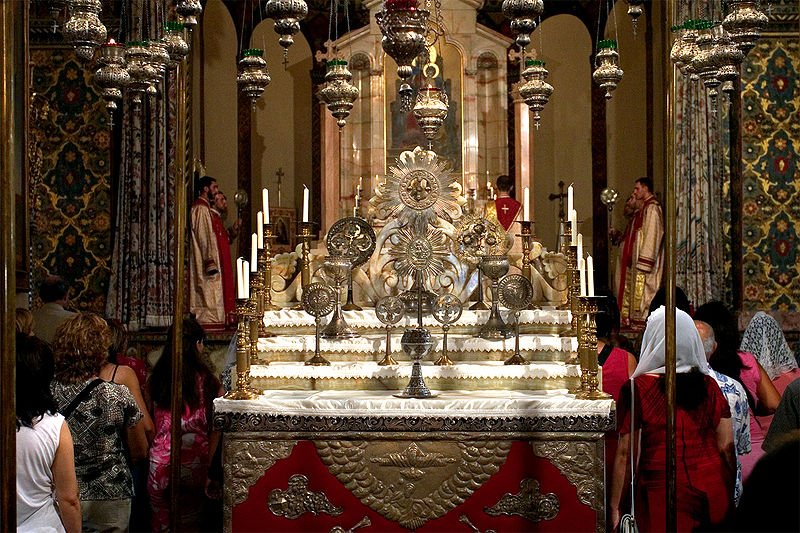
[29, 48, 112, 313]
[740, 37, 799, 311]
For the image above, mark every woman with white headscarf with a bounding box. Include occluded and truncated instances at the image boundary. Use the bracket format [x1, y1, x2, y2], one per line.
[738, 312, 800, 480]
[610, 306, 736, 532]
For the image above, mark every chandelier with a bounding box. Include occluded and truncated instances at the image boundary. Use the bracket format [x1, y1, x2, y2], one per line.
[722, 0, 768, 54]
[63, 0, 107, 62]
[592, 40, 624, 99]
[518, 59, 553, 129]
[265, 0, 309, 63]
[318, 60, 360, 129]
[501, 0, 544, 50]
[176, 0, 203, 28]
[375, 0, 430, 111]
[94, 39, 129, 116]
[237, 48, 272, 109]
[412, 83, 448, 144]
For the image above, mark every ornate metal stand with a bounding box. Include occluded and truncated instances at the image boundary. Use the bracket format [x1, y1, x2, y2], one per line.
[261, 223, 281, 316]
[224, 298, 258, 400]
[249, 274, 267, 369]
[302, 282, 336, 366]
[321, 256, 356, 339]
[375, 296, 405, 366]
[326, 217, 376, 312]
[518, 220, 534, 283]
[432, 293, 462, 366]
[567, 244, 580, 334]
[394, 327, 436, 399]
[469, 268, 490, 311]
[574, 295, 610, 400]
[295, 221, 315, 309]
[342, 273, 361, 311]
[498, 274, 534, 365]
[478, 255, 512, 340]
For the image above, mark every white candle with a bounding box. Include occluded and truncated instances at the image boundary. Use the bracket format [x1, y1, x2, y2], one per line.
[243, 261, 250, 298]
[523, 187, 530, 221]
[256, 211, 264, 249]
[570, 209, 577, 244]
[567, 183, 574, 215]
[587, 255, 595, 296]
[262, 188, 270, 224]
[358, 176, 362, 191]
[302, 185, 309, 222]
[236, 257, 244, 298]
[579, 257, 586, 296]
[250, 233, 258, 270]
[577, 233, 583, 261]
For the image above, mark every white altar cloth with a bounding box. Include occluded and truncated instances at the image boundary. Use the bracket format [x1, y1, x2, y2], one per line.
[215, 389, 614, 419]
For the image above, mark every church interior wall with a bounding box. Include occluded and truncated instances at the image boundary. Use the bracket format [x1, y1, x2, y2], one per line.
[530, 15, 592, 253]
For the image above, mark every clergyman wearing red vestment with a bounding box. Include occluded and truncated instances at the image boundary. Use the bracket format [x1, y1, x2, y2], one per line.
[210, 192, 241, 328]
[486, 174, 521, 231]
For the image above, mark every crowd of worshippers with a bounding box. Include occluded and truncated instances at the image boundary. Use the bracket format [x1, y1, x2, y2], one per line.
[16, 276, 223, 533]
[15, 276, 800, 532]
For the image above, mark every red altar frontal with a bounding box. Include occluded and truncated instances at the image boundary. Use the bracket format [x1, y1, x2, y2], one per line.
[213, 390, 615, 532]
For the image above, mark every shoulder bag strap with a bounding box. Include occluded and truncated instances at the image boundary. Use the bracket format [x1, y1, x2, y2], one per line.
[61, 378, 104, 419]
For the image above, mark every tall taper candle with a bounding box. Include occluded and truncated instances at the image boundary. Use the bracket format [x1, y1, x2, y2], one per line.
[577, 233, 583, 262]
[237, 257, 244, 298]
[587, 255, 595, 296]
[256, 211, 264, 249]
[567, 183, 574, 215]
[302, 185, 309, 222]
[579, 257, 586, 297]
[250, 233, 258, 271]
[262, 188, 270, 224]
[523, 187, 530, 221]
[243, 261, 250, 298]
[570, 209, 577, 244]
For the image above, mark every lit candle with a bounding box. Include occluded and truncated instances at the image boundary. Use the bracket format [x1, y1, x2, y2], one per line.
[523, 187, 530, 221]
[358, 176, 363, 191]
[256, 211, 264, 249]
[374, 174, 379, 191]
[577, 233, 583, 261]
[302, 185, 309, 222]
[567, 183, 574, 216]
[243, 260, 250, 298]
[570, 209, 577, 244]
[587, 255, 595, 296]
[250, 233, 258, 270]
[262, 187, 270, 224]
[236, 257, 243, 298]
[579, 257, 586, 297]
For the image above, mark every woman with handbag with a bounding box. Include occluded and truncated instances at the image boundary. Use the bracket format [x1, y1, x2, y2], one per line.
[610, 306, 736, 532]
[51, 313, 149, 532]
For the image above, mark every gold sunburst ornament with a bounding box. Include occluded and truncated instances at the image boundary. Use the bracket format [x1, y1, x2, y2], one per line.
[389, 225, 449, 282]
[371, 146, 463, 232]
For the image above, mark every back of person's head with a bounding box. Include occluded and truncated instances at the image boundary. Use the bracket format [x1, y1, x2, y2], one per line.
[196, 175, 216, 197]
[150, 315, 217, 410]
[648, 286, 691, 315]
[39, 275, 69, 304]
[595, 291, 620, 340]
[635, 176, 654, 193]
[495, 174, 513, 193]
[16, 333, 58, 429]
[106, 318, 128, 364]
[740, 311, 797, 380]
[52, 312, 112, 384]
[694, 319, 717, 359]
[15, 308, 34, 335]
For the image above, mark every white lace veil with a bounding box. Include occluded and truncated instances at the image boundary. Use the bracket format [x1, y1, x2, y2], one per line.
[632, 305, 710, 378]
[740, 312, 798, 380]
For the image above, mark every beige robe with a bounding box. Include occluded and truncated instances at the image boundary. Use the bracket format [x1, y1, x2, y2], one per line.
[618, 197, 664, 328]
[189, 197, 225, 326]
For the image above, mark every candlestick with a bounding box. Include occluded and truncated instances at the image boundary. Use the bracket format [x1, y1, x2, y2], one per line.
[223, 298, 259, 400]
[517, 221, 534, 303]
[295, 221, 316, 307]
[262, 188, 269, 224]
[567, 183, 574, 215]
[574, 295, 610, 400]
[523, 187, 530, 221]
[260, 224, 280, 313]
[302, 185, 310, 222]
[256, 212, 264, 249]
[587, 255, 595, 296]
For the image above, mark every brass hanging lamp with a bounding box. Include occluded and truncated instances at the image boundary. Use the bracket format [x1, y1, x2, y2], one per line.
[519, 59, 553, 129]
[95, 39, 130, 116]
[592, 39, 624, 99]
[63, 0, 107, 61]
[237, 48, 272, 109]
[501, 0, 544, 50]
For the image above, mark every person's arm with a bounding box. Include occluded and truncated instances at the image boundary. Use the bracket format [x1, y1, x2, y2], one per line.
[610, 430, 639, 530]
[626, 353, 638, 377]
[52, 422, 82, 533]
[716, 416, 736, 486]
[754, 361, 781, 415]
[116, 366, 155, 443]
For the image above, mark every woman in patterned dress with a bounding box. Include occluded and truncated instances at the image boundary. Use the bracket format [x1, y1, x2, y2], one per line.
[51, 313, 148, 532]
[147, 315, 224, 532]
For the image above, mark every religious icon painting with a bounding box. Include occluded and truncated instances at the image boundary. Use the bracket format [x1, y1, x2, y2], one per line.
[269, 207, 296, 253]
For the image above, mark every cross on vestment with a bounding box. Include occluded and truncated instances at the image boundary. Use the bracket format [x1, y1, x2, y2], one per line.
[275, 167, 284, 206]
[548, 180, 567, 222]
[501, 204, 510, 215]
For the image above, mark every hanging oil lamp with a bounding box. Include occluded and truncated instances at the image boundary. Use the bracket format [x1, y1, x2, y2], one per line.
[94, 39, 129, 115]
[163, 21, 190, 66]
[676, 20, 700, 79]
[592, 39, 624, 99]
[501, 0, 544, 50]
[626, 0, 645, 36]
[375, 0, 430, 111]
[722, 0, 768, 54]
[691, 20, 722, 101]
[237, 48, 272, 109]
[125, 41, 157, 105]
[518, 59, 553, 129]
[176, 0, 203, 29]
[147, 39, 171, 85]
[413, 83, 448, 143]
[714, 26, 744, 95]
[318, 59, 360, 129]
[63, 0, 107, 62]
[265, 0, 309, 63]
